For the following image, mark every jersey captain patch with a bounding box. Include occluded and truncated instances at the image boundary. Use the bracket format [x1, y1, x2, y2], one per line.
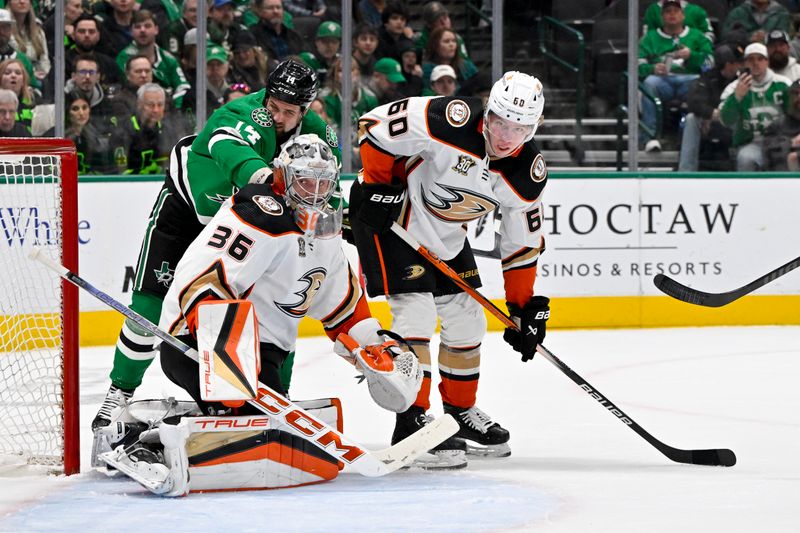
[445, 99, 471, 127]
[251, 107, 273, 128]
[253, 195, 284, 216]
[531, 153, 547, 182]
[452, 154, 477, 176]
[422, 183, 498, 222]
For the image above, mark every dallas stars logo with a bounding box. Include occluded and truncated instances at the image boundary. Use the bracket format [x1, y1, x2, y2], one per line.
[153, 261, 175, 287]
[251, 107, 273, 128]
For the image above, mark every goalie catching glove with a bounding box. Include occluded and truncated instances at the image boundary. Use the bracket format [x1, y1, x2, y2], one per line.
[503, 295, 550, 362]
[334, 321, 422, 412]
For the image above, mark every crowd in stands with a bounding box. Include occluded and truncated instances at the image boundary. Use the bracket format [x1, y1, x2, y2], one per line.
[0, 0, 798, 173]
[0, 0, 492, 174]
[639, 0, 800, 171]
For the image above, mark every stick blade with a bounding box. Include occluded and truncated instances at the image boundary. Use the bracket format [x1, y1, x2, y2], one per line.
[668, 447, 736, 467]
[653, 274, 725, 307]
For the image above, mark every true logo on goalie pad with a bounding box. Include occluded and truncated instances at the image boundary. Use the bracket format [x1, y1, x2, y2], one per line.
[197, 300, 260, 402]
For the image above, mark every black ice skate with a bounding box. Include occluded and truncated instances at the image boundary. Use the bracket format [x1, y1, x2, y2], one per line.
[92, 384, 134, 431]
[444, 403, 511, 458]
[392, 406, 467, 470]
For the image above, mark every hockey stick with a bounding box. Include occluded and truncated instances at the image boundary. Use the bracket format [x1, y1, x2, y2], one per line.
[29, 247, 458, 477]
[389, 223, 736, 467]
[653, 254, 800, 307]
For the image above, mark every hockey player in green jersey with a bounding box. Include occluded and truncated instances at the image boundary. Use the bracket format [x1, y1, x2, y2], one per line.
[91, 59, 341, 456]
[719, 42, 791, 171]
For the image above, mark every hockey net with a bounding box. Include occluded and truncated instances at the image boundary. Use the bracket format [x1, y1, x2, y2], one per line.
[0, 140, 79, 474]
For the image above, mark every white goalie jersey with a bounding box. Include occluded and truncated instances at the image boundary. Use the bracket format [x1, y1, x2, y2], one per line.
[358, 95, 548, 305]
[159, 184, 369, 351]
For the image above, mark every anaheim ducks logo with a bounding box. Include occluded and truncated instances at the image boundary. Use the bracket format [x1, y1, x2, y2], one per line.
[422, 184, 498, 222]
[402, 264, 426, 280]
[445, 99, 470, 127]
[275, 267, 327, 317]
[253, 195, 284, 216]
[531, 154, 547, 182]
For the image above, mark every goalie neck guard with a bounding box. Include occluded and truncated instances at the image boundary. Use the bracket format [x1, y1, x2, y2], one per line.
[273, 133, 342, 239]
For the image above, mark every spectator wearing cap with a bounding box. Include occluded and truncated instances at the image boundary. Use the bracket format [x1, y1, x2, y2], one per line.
[96, 0, 137, 59]
[209, 0, 246, 52]
[299, 21, 341, 85]
[250, 0, 304, 62]
[642, 1, 715, 43]
[283, 0, 327, 18]
[67, 15, 121, 89]
[183, 44, 229, 120]
[719, 42, 792, 170]
[425, 64, 456, 96]
[375, 1, 414, 62]
[109, 54, 153, 119]
[762, 80, 800, 170]
[637, 0, 713, 152]
[415, 2, 470, 61]
[0, 88, 29, 136]
[370, 56, 404, 104]
[160, 0, 197, 58]
[8, 0, 50, 81]
[228, 31, 270, 90]
[766, 30, 800, 83]
[116, 9, 191, 109]
[422, 27, 477, 90]
[678, 44, 743, 171]
[0, 9, 33, 79]
[353, 22, 379, 87]
[722, 0, 791, 45]
[396, 38, 422, 97]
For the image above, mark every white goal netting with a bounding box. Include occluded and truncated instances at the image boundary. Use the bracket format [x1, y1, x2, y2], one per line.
[0, 154, 69, 470]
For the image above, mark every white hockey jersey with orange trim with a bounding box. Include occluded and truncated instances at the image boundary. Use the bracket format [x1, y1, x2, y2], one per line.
[159, 184, 369, 351]
[358, 95, 548, 306]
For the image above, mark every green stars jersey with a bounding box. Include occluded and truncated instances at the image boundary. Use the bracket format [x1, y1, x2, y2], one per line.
[719, 70, 792, 147]
[170, 88, 341, 223]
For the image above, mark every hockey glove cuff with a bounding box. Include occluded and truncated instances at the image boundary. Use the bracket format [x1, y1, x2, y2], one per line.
[356, 182, 405, 234]
[503, 296, 550, 362]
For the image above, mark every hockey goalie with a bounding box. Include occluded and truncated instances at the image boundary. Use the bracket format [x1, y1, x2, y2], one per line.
[94, 135, 424, 496]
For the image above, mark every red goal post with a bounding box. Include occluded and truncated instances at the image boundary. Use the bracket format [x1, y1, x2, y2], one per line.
[0, 139, 79, 474]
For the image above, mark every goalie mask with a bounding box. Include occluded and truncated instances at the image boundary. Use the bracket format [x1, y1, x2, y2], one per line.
[483, 71, 544, 153]
[273, 134, 342, 239]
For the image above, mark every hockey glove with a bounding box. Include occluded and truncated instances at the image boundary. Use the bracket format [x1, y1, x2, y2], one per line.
[503, 296, 550, 362]
[356, 182, 405, 234]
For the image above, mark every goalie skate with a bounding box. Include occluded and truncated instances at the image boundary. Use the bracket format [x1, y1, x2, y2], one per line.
[392, 406, 467, 470]
[99, 444, 176, 495]
[444, 403, 511, 458]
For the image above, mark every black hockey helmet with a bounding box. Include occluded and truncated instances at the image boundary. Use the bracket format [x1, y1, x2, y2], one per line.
[267, 59, 318, 110]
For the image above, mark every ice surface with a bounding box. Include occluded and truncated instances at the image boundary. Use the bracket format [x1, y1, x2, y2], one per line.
[1, 326, 798, 532]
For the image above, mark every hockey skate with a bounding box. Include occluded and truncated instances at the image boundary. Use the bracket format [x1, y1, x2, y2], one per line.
[443, 403, 511, 458]
[392, 406, 467, 470]
[92, 385, 134, 431]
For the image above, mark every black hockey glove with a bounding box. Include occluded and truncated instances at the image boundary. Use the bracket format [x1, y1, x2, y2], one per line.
[356, 182, 406, 234]
[503, 296, 550, 362]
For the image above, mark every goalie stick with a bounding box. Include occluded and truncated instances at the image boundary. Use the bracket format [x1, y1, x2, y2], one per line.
[653, 254, 800, 307]
[29, 247, 458, 477]
[389, 223, 737, 467]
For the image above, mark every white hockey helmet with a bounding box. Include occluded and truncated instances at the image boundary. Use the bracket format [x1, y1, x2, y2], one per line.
[273, 133, 342, 239]
[484, 71, 545, 143]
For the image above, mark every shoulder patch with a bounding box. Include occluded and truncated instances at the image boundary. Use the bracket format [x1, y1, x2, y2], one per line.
[325, 125, 338, 147]
[445, 99, 471, 127]
[251, 107, 273, 128]
[253, 195, 284, 216]
[531, 153, 547, 182]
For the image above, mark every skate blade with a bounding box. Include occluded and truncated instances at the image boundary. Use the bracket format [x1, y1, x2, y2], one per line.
[403, 450, 468, 470]
[91, 428, 113, 468]
[464, 441, 511, 458]
[99, 449, 173, 494]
